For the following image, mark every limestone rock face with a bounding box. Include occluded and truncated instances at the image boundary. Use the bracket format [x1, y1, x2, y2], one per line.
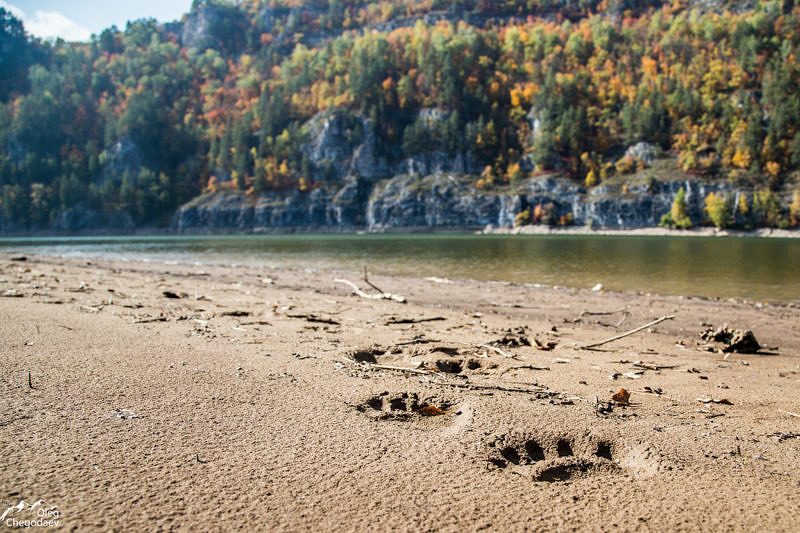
[624, 142, 659, 164]
[302, 111, 389, 182]
[171, 175, 745, 233]
[303, 112, 362, 168]
[397, 151, 478, 176]
[365, 174, 501, 230]
[180, 2, 247, 54]
[103, 137, 143, 180]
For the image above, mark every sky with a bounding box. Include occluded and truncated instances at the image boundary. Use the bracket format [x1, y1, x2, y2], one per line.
[1, 0, 194, 41]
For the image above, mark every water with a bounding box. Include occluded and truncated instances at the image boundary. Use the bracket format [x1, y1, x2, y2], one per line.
[0, 234, 798, 302]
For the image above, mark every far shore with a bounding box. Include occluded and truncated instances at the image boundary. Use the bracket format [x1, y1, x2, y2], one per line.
[480, 224, 800, 239]
[1, 224, 799, 239]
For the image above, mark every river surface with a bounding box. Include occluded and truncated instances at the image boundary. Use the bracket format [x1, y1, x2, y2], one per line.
[1, 234, 798, 302]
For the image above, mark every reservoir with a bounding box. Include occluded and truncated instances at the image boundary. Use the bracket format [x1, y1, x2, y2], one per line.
[0, 233, 798, 303]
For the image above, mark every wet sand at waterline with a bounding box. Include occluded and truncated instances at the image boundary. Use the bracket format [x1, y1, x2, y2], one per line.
[1, 253, 798, 531]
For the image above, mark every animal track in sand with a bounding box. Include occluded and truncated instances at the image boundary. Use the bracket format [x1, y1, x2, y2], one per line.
[486, 431, 636, 482]
[355, 391, 460, 422]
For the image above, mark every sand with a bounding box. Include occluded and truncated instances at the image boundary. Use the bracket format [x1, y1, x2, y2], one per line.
[1, 252, 798, 531]
[481, 224, 800, 239]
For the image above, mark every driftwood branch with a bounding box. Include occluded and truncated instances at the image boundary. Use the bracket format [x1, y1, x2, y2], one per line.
[614, 313, 630, 328]
[385, 316, 445, 325]
[285, 313, 340, 325]
[576, 307, 631, 327]
[134, 316, 168, 324]
[393, 338, 440, 347]
[580, 315, 675, 350]
[340, 357, 430, 375]
[426, 380, 560, 397]
[334, 278, 406, 303]
[371, 363, 430, 375]
[338, 358, 564, 397]
[477, 343, 516, 358]
[502, 365, 550, 373]
[576, 307, 629, 320]
[363, 266, 386, 294]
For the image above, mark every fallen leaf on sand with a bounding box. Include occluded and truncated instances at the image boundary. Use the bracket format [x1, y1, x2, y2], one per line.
[533, 338, 557, 350]
[418, 406, 446, 416]
[612, 388, 630, 405]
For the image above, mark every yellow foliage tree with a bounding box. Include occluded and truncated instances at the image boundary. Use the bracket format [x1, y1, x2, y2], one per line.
[615, 156, 636, 174]
[206, 176, 219, 194]
[661, 187, 693, 229]
[514, 208, 531, 227]
[506, 162, 523, 183]
[737, 192, 749, 217]
[765, 161, 781, 181]
[585, 169, 598, 188]
[732, 147, 751, 169]
[790, 190, 800, 227]
[704, 191, 730, 228]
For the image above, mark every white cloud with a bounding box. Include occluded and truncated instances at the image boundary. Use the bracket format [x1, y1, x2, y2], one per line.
[0, 1, 24, 19]
[0, 1, 91, 42]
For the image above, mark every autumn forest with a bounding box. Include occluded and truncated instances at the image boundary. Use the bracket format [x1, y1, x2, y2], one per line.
[2, 0, 800, 230]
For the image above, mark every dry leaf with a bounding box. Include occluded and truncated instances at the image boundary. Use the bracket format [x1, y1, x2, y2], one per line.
[612, 388, 630, 405]
[533, 338, 557, 351]
[418, 405, 446, 416]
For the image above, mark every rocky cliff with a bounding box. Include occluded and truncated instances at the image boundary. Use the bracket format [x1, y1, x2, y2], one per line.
[173, 106, 746, 233]
[172, 173, 744, 233]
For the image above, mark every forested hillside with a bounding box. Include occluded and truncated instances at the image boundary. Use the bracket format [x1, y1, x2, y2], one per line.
[2, 0, 800, 231]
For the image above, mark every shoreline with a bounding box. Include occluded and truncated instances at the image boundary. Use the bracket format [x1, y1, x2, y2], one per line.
[4, 251, 799, 308]
[2, 237, 798, 305]
[1, 224, 799, 239]
[480, 224, 800, 238]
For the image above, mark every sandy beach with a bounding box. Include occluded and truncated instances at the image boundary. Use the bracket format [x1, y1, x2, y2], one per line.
[481, 224, 800, 239]
[1, 252, 799, 531]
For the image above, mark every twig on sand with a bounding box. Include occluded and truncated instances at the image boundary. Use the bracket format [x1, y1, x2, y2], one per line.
[477, 344, 515, 358]
[134, 316, 168, 324]
[385, 316, 445, 325]
[579, 315, 675, 350]
[340, 357, 430, 375]
[363, 266, 385, 294]
[285, 313, 340, 325]
[576, 307, 629, 321]
[632, 361, 679, 370]
[28, 371, 33, 389]
[778, 408, 800, 418]
[425, 380, 560, 397]
[371, 363, 430, 375]
[338, 358, 568, 398]
[393, 338, 440, 347]
[503, 365, 550, 373]
[334, 278, 406, 303]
